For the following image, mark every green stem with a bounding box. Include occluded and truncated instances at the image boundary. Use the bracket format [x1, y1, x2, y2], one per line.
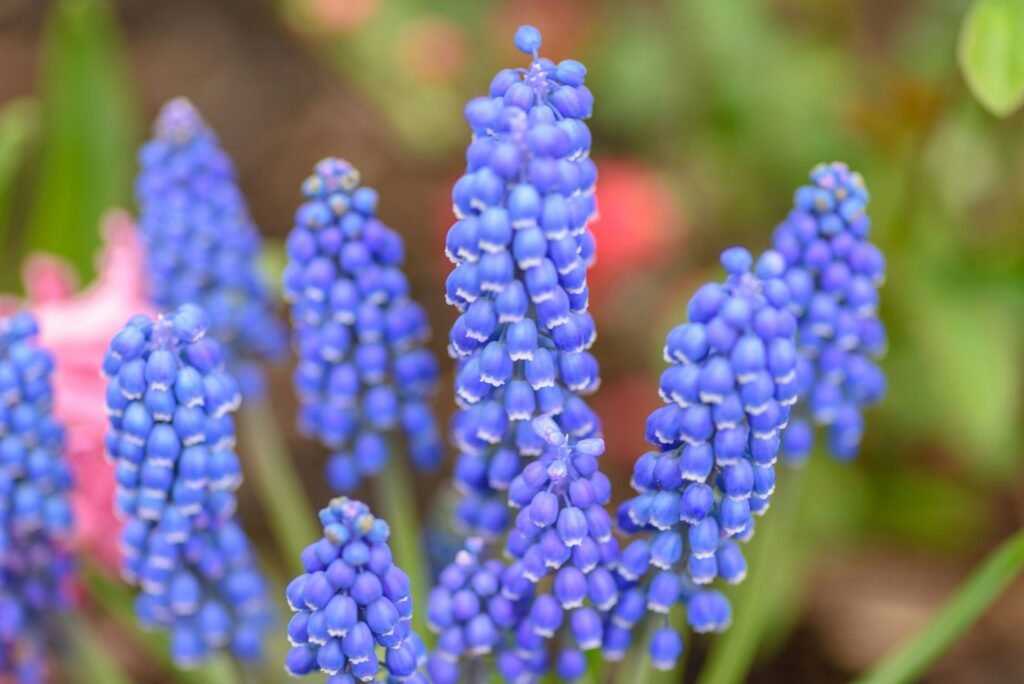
[82, 561, 242, 684]
[616, 618, 655, 684]
[65, 613, 132, 684]
[651, 608, 690, 684]
[612, 576, 692, 684]
[201, 655, 246, 684]
[696, 463, 810, 684]
[854, 528, 1024, 684]
[372, 449, 433, 649]
[584, 647, 606, 684]
[238, 400, 319, 571]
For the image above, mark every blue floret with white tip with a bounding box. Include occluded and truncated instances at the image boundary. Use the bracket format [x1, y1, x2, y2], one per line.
[424, 538, 532, 684]
[0, 312, 75, 684]
[284, 497, 428, 683]
[771, 162, 886, 462]
[445, 24, 601, 540]
[613, 247, 799, 670]
[135, 97, 287, 397]
[103, 305, 272, 667]
[495, 417, 620, 682]
[282, 158, 442, 493]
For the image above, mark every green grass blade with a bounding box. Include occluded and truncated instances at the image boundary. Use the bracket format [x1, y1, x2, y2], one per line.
[854, 527, 1024, 684]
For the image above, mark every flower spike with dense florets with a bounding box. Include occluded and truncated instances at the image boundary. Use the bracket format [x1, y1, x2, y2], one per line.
[771, 162, 886, 461]
[102, 305, 271, 666]
[424, 537, 531, 683]
[613, 247, 798, 670]
[0, 312, 74, 683]
[282, 158, 442, 492]
[495, 417, 620, 682]
[136, 97, 287, 397]
[284, 497, 427, 682]
[445, 24, 601, 539]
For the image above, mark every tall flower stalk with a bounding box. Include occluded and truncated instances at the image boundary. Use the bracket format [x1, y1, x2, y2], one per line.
[0, 312, 75, 683]
[284, 496, 427, 683]
[445, 24, 601, 540]
[772, 162, 887, 462]
[135, 98, 287, 398]
[136, 97, 317, 567]
[429, 25, 620, 681]
[614, 248, 799, 669]
[282, 157, 442, 492]
[102, 305, 271, 667]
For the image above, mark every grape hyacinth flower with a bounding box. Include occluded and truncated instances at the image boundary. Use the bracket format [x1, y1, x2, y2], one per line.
[425, 538, 532, 683]
[103, 305, 271, 666]
[0, 312, 75, 683]
[446, 24, 601, 538]
[496, 417, 620, 682]
[136, 97, 287, 397]
[771, 162, 886, 461]
[282, 158, 442, 492]
[284, 497, 427, 682]
[614, 248, 798, 669]
[26, 209, 151, 572]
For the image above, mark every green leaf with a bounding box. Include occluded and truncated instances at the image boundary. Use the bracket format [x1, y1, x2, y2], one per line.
[27, 0, 139, 281]
[0, 98, 39, 260]
[958, 0, 1024, 117]
[854, 528, 1024, 684]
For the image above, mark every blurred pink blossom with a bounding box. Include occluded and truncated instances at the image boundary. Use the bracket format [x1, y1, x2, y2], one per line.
[307, 0, 379, 33]
[398, 17, 468, 82]
[23, 209, 153, 572]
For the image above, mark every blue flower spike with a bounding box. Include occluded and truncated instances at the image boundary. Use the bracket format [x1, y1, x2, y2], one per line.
[282, 158, 442, 493]
[614, 247, 798, 670]
[136, 97, 287, 397]
[0, 312, 75, 683]
[496, 417, 620, 681]
[446, 23, 601, 540]
[424, 538, 531, 684]
[103, 305, 272, 667]
[284, 497, 428, 683]
[772, 162, 886, 461]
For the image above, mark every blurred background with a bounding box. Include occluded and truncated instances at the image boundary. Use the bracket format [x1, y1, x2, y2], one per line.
[0, 0, 1023, 682]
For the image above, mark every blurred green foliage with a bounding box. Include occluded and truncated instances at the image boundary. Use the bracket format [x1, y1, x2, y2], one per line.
[855, 527, 1024, 684]
[959, 0, 1024, 116]
[26, 0, 139, 282]
[1, 0, 1021, 681]
[0, 98, 39, 267]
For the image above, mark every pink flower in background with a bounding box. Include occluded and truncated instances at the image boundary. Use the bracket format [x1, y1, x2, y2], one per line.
[23, 209, 153, 572]
[398, 17, 468, 82]
[587, 158, 684, 291]
[306, 0, 379, 33]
